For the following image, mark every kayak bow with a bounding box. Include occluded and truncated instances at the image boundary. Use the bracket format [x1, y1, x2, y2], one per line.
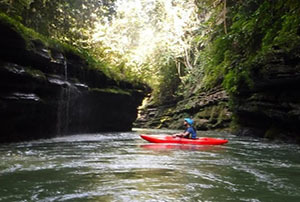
[140, 134, 228, 145]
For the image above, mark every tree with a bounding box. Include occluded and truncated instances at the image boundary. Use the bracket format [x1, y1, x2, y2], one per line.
[0, 0, 116, 47]
[91, 0, 201, 88]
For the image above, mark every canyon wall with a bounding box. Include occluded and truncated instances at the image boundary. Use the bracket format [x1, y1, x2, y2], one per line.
[0, 18, 147, 142]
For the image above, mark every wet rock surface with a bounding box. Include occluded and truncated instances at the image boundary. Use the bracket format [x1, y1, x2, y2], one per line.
[135, 87, 231, 131]
[0, 21, 146, 143]
[233, 50, 300, 143]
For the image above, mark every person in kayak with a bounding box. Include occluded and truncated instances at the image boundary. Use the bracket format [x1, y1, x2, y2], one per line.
[173, 118, 197, 139]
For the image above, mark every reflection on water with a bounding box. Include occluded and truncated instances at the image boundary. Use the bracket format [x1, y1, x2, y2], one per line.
[140, 144, 226, 151]
[0, 131, 300, 202]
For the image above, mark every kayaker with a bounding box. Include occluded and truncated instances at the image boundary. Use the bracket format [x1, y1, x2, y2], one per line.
[173, 118, 197, 139]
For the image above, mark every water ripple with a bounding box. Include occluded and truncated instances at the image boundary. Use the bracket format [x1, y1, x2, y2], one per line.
[0, 131, 299, 202]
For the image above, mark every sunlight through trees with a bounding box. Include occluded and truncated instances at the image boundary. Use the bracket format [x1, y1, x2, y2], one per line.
[91, 0, 200, 84]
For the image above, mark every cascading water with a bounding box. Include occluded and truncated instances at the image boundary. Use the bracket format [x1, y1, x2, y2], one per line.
[64, 59, 71, 134]
[56, 57, 71, 135]
[64, 59, 68, 81]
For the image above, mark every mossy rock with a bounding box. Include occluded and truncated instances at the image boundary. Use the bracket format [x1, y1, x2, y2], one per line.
[89, 87, 131, 96]
[264, 126, 281, 140]
[25, 67, 46, 81]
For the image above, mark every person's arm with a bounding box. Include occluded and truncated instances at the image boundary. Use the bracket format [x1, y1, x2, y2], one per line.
[183, 128, 194, 138]
[173, 132, 183, 137]
[173, 131, 189, 137]
[182, 131, 190, 136]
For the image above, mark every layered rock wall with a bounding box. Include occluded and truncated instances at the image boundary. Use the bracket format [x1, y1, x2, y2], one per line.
[135, 87, 231, 131]
[0, 20, 146, 142]
[233, 49, 300, 142]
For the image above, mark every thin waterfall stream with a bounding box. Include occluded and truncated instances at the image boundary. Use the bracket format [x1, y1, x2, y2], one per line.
[56, 58, 71, 135]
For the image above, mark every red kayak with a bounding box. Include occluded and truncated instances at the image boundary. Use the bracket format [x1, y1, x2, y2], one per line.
[140, 134, 228, 145]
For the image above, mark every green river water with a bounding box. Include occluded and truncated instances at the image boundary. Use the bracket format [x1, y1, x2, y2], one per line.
[0, 130, 299, 202]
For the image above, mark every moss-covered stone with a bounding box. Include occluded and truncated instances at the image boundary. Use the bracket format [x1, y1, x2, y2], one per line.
[264, 126, 281, 140]
[89, 87, 131, 96]
[135, 87, 231, 131]
[25, 67, 47, 81]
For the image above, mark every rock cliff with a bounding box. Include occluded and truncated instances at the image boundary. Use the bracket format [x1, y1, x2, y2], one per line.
[135, 87, 231, 131]
[0, 17, 147, 143]
[233, 49, 300, 143]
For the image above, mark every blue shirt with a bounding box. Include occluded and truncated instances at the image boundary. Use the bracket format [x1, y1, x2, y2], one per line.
[185, 127, 197, 139]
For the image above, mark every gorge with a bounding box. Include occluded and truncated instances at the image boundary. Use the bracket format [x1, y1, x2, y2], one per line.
[1, 0, 300, 144]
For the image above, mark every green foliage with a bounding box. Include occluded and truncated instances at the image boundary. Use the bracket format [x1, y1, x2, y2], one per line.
[0, 0, 116, 47]
[0, 12, 144, 88]
[186, 0, 300, 96]
[0, 12, 53, 48]
[152, 59, 181, 105]
[90, 0, 200, 98]
[1, 0, 202, 99]
[3, 0, 300, 104]
[0, 0, 33, 21]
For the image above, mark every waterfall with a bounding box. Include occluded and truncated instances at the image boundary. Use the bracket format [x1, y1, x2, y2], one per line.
[64, 59, 70, 134]
[56, 57, 70, 135]
[64, 59, 68, 81]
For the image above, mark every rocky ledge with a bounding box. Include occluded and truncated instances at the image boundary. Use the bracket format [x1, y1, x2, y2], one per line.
[135, 86, 231, 131]
[0, 18, 147, 143]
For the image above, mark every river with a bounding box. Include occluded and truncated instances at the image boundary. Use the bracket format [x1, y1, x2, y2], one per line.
[0, 130, 299, 202]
